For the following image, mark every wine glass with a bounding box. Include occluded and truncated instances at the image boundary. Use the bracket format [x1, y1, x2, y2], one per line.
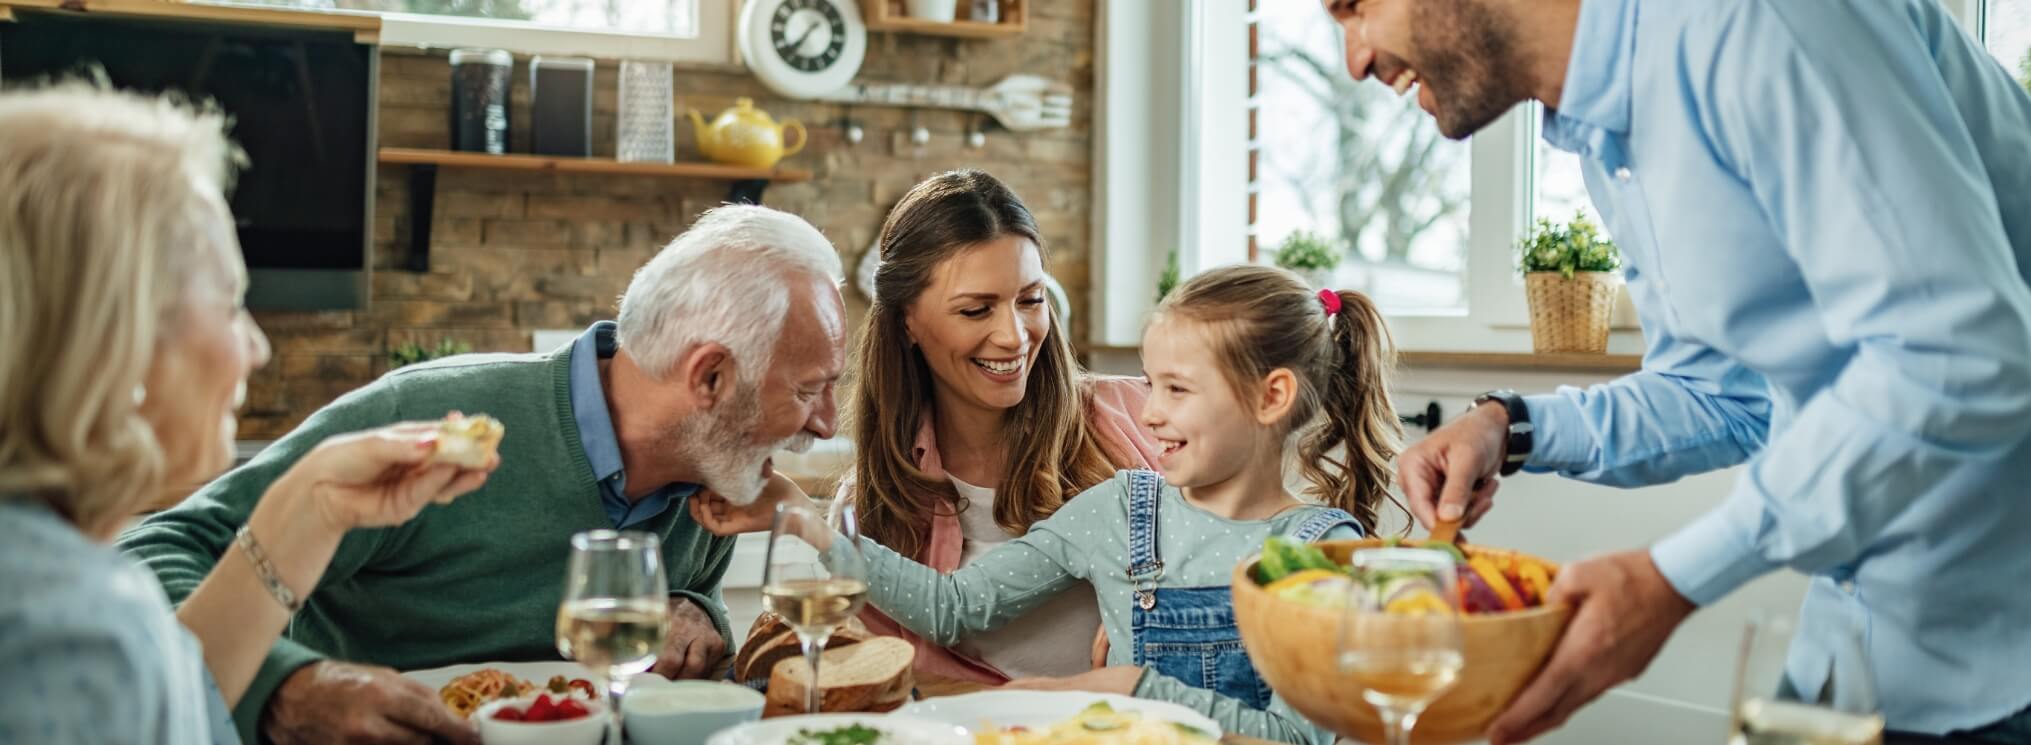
[1729, 612, 1883, 745]
[1339, 547, 1466, 745]
[556, 530, 669, 734]
[760, 501, 869, 714]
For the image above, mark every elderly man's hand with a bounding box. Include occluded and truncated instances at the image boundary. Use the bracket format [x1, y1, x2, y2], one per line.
[651, 596, 729, 680]
[1485, 550, 1697, 745]
[263, 661, 479, 745]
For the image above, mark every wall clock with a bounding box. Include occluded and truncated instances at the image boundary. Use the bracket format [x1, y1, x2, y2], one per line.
[738, 0, 867, 100]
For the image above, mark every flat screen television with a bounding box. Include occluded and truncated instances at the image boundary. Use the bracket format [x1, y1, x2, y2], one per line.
[1, 11, 377, 310]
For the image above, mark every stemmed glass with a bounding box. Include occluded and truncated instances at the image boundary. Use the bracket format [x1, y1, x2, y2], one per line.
[1729, 612, 1882, 745]
[760, 502, 870, 714]
[556, 530, 669, 736]
[1339, 547, 1466, 745]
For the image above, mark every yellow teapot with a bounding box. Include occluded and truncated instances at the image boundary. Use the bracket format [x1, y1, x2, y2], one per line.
[687, 98, 806, 169]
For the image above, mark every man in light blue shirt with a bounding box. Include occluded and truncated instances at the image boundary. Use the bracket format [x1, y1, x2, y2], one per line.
[1326, 0, 2031, 742]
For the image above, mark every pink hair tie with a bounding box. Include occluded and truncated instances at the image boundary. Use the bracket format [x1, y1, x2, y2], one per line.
[1318, 288, 1342, 317]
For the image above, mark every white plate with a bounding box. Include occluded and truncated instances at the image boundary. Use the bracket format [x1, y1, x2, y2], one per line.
[402, 660, 673, 692]
[898, 691, 1222, 739]
[706, 713, 970, 745]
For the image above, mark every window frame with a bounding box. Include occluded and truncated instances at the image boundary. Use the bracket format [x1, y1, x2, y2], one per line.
[227, 0, 737, 64]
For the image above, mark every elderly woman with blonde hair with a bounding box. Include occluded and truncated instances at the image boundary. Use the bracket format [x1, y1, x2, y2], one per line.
[0, 84, 494, 744]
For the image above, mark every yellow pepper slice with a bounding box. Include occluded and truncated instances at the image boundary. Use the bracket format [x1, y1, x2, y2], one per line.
[1517, 561, 1553, 605]
[1468, 556, 1526, 611]
[1264, 569, 1346, 595]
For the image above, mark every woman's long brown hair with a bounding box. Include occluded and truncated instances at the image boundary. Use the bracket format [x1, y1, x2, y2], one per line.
[846, 170, 1118, 559]
[1153, 265, 1404, 534]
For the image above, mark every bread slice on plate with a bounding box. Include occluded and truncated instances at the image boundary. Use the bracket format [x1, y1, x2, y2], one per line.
[764, 636, 915, 717]
[734, 612, 872, 686]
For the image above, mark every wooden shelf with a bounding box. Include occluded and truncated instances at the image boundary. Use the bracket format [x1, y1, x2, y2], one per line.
[861, 0, 1026, 39]
[378, 148, 814, 182]
[1399, 351, 1642, 373]
[0, 0, 381, 42]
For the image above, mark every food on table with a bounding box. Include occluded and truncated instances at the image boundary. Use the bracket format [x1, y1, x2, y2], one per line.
[973, 701, 1217, 745]
[789, 723, 890, 745]
[737, 610, 875, 687]
[489, 693, 593, 722]
[1250, 537, 1558, 615]
[763, 636, 916, 717]
[438, 668, 596, 719]
[440, 668, 536, 719]
[429, 412, 504, 468]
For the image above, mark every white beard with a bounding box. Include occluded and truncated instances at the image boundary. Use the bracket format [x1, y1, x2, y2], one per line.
[677, 386, 818, 505]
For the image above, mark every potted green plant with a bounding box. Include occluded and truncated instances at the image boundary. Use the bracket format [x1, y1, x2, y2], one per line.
[389, 338, 473, 369]
[1517, 212, 1622, 353]
[1273, 230, 1341, 288]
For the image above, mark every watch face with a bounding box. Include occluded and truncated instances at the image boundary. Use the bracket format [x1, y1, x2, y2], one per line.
[771, 0, 848, 73]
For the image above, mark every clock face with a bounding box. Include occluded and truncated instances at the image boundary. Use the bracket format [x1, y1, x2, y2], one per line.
[770, 0, 847, 73]
[739, 0, 866, 100]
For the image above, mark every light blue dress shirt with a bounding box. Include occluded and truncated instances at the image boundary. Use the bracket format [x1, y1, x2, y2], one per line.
[565, 321, 700, 529]
[1528, 0, 2031, 733]
[0, 501, 239, 745]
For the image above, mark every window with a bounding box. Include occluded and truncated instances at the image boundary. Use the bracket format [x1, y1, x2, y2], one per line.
[1252, 1, 1473, 315]
[205, 0, 731, 63]
[1988, 0, 2031, 90]
[237, 0, 697, 36]
[1533, 138, 1600, 228]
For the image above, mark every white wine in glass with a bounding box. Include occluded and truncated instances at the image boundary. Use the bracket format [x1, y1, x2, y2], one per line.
[1340, 548, 1466, 745]
[556, 529, 669, 734]
[761, 502, 869, 714]
[1728, 614, 1883, 745]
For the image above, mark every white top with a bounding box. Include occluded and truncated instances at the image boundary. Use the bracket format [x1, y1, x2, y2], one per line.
[945, 477, 1104, 680]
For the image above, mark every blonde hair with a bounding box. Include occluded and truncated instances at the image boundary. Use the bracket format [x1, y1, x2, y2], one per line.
[0, 81, 245, 535]
[1151, 265, 1404, 534]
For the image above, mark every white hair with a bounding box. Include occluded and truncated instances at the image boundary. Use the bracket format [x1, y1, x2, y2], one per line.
[616, 204, 843, 382]
[0, 81, 243, 534]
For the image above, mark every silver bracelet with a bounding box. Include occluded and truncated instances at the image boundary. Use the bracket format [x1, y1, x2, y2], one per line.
[235, 526, 303, 614]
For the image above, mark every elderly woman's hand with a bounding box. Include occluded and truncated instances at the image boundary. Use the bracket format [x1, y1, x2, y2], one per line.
[276, 422, 497, 532]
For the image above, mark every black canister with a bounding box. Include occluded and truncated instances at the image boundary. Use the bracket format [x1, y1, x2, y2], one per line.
[449, 48, 512, 154]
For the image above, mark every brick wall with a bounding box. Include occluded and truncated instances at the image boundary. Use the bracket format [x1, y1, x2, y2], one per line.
[243, 0, 1095, 439]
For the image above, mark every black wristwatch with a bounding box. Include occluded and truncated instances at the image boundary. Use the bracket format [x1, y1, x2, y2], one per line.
[1473, 389, 1533, 476]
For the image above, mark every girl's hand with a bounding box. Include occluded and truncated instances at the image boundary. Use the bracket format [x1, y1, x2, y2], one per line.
[1003, 666, 1145, 695]
[689, 471, 819, 536]
[280, 422, 496, 532]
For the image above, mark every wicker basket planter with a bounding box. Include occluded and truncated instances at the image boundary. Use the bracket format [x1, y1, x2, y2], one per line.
[1524, 271, 1620, 353]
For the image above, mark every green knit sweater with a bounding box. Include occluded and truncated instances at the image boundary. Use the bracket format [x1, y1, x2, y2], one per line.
[117, 347, 737, 745]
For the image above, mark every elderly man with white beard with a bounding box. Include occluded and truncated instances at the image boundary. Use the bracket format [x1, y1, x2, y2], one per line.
[119, 204, 847, 745]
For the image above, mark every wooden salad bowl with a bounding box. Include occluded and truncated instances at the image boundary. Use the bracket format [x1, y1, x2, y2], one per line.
[1231, 539, 1572, 744]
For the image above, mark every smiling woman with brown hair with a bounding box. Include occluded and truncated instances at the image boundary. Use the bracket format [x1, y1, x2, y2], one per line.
[836, 170, 1159, 685]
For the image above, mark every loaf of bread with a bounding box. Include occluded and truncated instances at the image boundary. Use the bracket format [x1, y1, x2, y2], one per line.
[733, 611, 875, 686]
[763, 636, 915, 718]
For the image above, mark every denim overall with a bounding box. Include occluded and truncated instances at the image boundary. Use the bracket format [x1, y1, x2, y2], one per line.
[1123, 470, 1358, 710]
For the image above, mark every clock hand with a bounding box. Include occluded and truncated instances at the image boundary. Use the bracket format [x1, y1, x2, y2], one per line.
[789, 21, 821, 53]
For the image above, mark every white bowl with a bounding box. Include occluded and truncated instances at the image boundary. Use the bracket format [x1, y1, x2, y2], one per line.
[475, 696, 608, 745]
[706, 713, 970, 745]
[623, 680, 765, 745]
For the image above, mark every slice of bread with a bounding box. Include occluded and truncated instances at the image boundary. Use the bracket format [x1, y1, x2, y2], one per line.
[430, 414, 504, 468]
[734, 612, 872, 685]
[763, 636, 915, 717]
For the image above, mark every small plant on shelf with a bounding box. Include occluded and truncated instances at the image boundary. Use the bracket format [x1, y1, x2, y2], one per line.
[1272, 231, 1341, 287]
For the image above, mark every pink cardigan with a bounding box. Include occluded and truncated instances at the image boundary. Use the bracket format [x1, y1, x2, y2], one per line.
[839, 376, 1162, 685]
